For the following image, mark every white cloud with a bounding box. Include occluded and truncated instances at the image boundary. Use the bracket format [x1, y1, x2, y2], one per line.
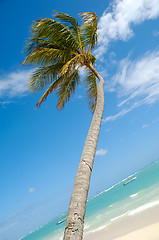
[96, 0, 159, 57]
[28, 188, 36, 193]
[96, 148, 108, 156]
[104, 50, 159, 122]
[152, 117, 159, 123]
[142, 124, 149, 128]
[153, 30, 159, 37]
[105, 128, 111, 132]
[77, 94, 83, 99]
[103, 102, 139, 122]
[114, 50, 159, 104]
[103, 108, 131, 122]
[0, 69, 33, 98]
[78, 66, 86, 76]
[109, 52, 117, 64]
[0, 100, 14, 108]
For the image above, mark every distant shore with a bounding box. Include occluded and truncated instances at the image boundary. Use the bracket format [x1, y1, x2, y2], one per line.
[84, 204, 159, 240]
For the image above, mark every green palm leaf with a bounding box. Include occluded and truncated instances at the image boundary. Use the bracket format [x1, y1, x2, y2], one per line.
[33, 18, 80, 51]
[57, 67, 80, 109]
[59, 54, 84, 75]
[29, 64, 64, 92]
[54, 11, 78, 33]
[54, 11, 83, 52]
[23, 47, 73, 66]
[23, 11, 99, 112]
[84, 69, 97, 113]
[35, 75, 64, 108]
[80, 12, 98, 53]
[89, 53, 96, 65]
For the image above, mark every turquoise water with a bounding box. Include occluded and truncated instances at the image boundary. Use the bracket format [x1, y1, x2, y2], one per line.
[22, 159, 159, 240]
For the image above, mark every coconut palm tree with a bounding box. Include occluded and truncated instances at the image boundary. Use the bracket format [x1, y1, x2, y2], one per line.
[22, 11, 104, 240]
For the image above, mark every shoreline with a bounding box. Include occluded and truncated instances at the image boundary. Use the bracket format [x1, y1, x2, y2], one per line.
[84, 204, 159, 240]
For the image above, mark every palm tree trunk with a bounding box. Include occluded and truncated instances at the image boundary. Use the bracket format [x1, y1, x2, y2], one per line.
[63, 65, 104, 240]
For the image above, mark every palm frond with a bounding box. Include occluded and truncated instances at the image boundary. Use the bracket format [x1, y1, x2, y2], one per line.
[23, 37, 72, 56]
[32, 18, 80, 51]
[35, 75, 64, 108]
[23, 47, 73, 66]
[57, 67, 80, 110]
[23, 11, 100, 111]
[29, 64, 63, 92]
[54, 11, 83, 52]
[80, 12, 98, 53]
[54, 11, 78, 32]
[59, 54, 84, 75]
[89, 53, 96, 65]
[84, 69, 97, 113]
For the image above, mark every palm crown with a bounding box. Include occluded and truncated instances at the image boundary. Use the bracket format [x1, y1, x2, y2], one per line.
[22, 11, 98, 112]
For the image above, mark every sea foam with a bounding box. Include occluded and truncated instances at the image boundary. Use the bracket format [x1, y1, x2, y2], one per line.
[86, 223, 109, 234]
[110, 212, 128, 222]
[130, 193, 138, 198]
[128, 199, 159, 216]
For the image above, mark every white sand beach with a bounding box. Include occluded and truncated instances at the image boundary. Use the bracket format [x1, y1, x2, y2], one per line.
[114, 223, 159, 240]
[84, 204, 159, 240]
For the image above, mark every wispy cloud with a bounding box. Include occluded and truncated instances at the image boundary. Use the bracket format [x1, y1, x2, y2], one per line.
[152, 117, 159, 123]
[114, 50, 159, 105]
[28, 188, 36, 193]
[96, 0, 159, 57]
[103, 107, 131, 123]
[103, 102, 139, 122]
[105, 128, 111, 132]
[0, 201, 43, 240]
[96, 148, 108, 156]
[78, 66, 86, 76]
[0, 193, 70, 240]
[142, 124, 149, 128]
[104, 50, 159, 122]
[0, 69, 33, 98]
[77, 94, 83, 99]
[0, 100, 14, 108]
[153, 29, 159, 37]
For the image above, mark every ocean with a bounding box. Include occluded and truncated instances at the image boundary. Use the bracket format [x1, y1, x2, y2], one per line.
[21, 159, 159, 240]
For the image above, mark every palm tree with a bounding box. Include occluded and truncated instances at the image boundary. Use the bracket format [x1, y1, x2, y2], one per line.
[22, 11, 104, 240]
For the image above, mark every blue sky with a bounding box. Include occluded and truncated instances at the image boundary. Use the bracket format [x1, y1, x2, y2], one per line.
[1, 0, 159, 239]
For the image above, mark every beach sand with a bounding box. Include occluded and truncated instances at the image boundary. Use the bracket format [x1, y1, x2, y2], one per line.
[114, 223, 159, 240]
[84, 204, 159, 240]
